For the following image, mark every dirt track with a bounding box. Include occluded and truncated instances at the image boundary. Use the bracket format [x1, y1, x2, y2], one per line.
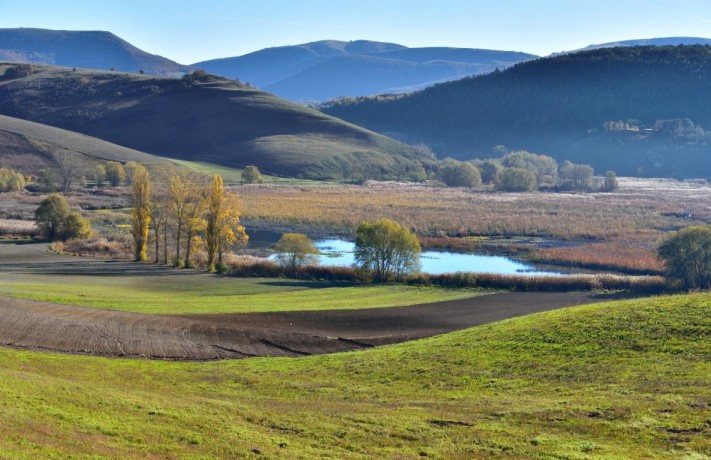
[0, 292, 614, 359]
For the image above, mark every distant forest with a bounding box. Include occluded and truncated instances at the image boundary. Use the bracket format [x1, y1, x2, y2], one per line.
[322, 46, 711, 178]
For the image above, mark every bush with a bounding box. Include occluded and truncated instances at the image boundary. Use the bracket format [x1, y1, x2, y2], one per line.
[0, 167, 26, 192]
[35, 194, 92, 241]
[560, 161, 594, 190]
[495, 167, 537, 192]
[437, 158, 482, 187]
[242, 165, 264, 184]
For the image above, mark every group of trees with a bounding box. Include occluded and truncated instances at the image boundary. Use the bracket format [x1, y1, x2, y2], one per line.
[34, 193, 92, 241]
[38, 153, 138, 193]
[130, 167, 248, 271]
[434, 150, 618, 192]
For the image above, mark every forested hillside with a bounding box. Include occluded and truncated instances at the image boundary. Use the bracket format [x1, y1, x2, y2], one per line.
[323, 46, 711, 177]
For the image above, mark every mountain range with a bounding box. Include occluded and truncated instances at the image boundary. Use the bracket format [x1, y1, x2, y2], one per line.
[192, 40, 537, 101]
[322, 45, 711, 178]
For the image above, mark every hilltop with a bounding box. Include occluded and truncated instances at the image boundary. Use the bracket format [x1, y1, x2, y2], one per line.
[0, 63, 431, 180]
[0, 28, 190, 76]
[193, 39, 536, 101]
[322, 45, 711, 178]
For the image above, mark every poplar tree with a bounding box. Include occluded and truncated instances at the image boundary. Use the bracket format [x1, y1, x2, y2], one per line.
[205, 175, 248, 271]
[131, 164, 151, 261]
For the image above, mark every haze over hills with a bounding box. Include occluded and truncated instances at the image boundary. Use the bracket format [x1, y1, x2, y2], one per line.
[0, 63, 432, 180]
[193, 40, 537, 102]
[0, 28, 190, 76]
[322, 45, 711, 178]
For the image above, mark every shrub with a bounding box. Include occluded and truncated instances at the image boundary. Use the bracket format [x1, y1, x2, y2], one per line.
[34, 194, 92, 241]
[495, 167, 537, 192]
[0, 167, 26, 192]
[560, 161, 594, 190]
[437, 158, 482, 188]
[242, 165, 264, 184]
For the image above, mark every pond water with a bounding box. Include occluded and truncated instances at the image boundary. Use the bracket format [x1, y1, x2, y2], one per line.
[279, 237, 569, 276]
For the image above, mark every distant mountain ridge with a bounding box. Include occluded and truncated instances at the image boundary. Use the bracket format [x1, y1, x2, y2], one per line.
[0, 28, 190, 76]
[580, 36, 711, 50]
[322, 45, 711, 178]
[193, 40, 537, 101]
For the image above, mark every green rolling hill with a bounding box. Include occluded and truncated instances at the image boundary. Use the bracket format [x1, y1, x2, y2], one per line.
[0, 63, 432, 180]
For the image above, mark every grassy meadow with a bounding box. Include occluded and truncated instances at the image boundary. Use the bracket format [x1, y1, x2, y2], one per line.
[0, 271, 481, 315]
[0, 293, 708, 458]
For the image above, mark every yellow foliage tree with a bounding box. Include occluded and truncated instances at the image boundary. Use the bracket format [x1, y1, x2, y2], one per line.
[130, 164, 151, 261]
[205, 174, 248, 270]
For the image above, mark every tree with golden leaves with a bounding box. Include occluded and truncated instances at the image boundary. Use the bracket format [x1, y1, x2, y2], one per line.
[130, 164, 151, 261]
[205, 174, 248, 271]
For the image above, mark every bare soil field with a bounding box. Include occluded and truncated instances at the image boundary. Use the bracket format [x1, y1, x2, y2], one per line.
[0, 291, 613, 359]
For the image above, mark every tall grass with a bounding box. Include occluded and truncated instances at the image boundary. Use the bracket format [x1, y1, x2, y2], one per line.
[408, 272, 666, 293]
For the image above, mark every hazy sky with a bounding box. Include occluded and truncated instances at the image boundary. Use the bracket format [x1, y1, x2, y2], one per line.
[2, 0, 711, 63]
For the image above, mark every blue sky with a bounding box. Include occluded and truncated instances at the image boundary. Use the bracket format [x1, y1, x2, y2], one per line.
[2, 0, 711, 63]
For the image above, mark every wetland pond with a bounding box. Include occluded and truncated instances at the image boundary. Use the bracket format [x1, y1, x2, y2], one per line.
[249, 231, 588, 276]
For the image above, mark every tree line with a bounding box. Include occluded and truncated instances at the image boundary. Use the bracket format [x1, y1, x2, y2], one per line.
[130, 166, 248, 272]
[436, 150, 618, 192]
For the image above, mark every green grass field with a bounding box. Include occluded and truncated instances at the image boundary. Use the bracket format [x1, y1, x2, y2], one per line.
[0, 272, 481, 315]
[170, 159, 330, 185]
[0, 293, 708, 458]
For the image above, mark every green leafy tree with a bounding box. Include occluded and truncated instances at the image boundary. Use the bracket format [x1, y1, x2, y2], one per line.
[657, 225, 711, 290]
[495, 167, 537, 192]
[437, 158, 482, 188]
[354, 218, 421, 282]
[35, 194, 91, 241]
[93, 164, 106, 188]
[105, 161, 126, 186]
[273, 233, 319, 273]
[131, 165, 151, 261]
[477, 159, 503, 185]
[242, 165, 264, 184]
[501, 151, 558, 186]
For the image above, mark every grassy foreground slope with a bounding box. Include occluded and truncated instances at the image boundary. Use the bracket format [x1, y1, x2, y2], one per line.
[0, 63, 431, 179]
[0, 294, 709, 458]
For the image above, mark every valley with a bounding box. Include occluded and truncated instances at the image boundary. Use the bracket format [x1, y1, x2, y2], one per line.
[1, 13, 710, 460]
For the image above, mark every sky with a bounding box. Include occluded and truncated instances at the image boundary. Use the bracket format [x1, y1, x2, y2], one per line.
[2, 0, 711, 63]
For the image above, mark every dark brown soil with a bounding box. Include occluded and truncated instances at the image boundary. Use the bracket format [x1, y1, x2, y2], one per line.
[182, 292, 616, 346]
[0, 291, 619, 360]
